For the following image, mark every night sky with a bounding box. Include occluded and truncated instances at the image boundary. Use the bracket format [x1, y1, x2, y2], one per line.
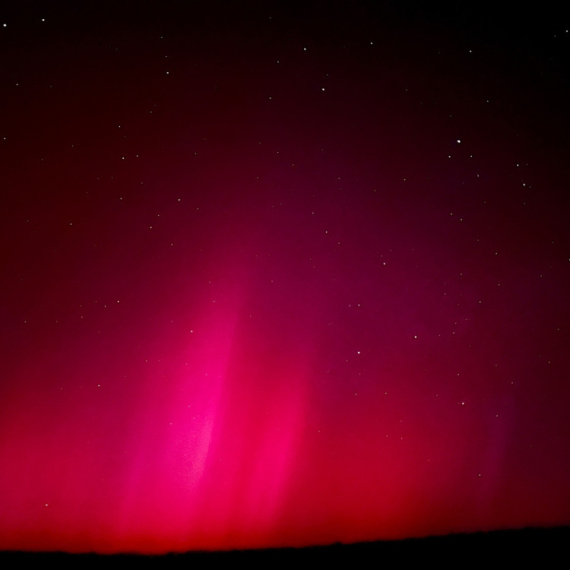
[1, 1, 569, 554]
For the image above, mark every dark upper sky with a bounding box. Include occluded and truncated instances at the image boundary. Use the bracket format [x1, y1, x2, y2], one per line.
[1, 1, 569, 554]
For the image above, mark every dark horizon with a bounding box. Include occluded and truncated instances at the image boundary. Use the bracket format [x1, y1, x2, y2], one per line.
[1, 527, 568, 565]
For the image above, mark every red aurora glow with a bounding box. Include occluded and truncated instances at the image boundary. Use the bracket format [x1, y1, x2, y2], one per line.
[1, 1, 569, 554]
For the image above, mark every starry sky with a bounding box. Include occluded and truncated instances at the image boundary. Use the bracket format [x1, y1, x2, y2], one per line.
[1, 0, 569, 554]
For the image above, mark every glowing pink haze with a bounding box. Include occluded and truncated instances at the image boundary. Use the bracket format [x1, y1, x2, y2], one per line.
[1, 2, 569, 553]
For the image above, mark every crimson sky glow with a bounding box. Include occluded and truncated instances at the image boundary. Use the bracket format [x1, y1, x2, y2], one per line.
[1, 1, 569, 554]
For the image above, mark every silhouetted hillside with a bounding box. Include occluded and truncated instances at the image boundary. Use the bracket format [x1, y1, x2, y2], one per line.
[1, 526, 568, 567]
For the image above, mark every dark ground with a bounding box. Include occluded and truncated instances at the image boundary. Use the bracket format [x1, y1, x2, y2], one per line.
[1, 526, 568, 567]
